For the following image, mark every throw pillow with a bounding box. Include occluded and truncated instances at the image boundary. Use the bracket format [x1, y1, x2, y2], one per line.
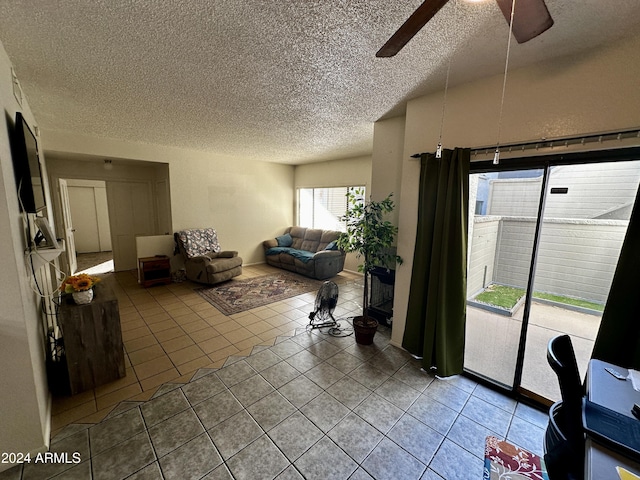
[276, 233, 293, 247]
[325, 241, 338, 250]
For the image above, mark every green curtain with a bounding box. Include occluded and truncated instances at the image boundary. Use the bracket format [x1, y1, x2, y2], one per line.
[402, 148, 470, 377]
[592, 183, 640, 368]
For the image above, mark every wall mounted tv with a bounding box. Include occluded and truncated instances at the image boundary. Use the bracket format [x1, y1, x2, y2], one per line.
[11, 111, 46, 213]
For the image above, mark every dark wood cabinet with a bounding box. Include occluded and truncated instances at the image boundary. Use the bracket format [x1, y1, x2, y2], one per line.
[57, 282, 126, 395]
[138, 255, 171, 287]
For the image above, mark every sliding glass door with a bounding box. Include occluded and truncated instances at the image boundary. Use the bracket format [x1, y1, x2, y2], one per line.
[464, 169, 543, 388]
[464, 153, 640, 403]
[520, 160, 640, 401]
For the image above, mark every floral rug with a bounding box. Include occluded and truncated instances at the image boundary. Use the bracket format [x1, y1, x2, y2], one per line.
[196, 272, 323, 315]
[484, 436, 549, 480]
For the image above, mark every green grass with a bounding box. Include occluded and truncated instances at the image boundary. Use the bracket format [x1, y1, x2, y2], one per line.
[532, 292, 604, 312]
[473, 284, 605, 312]
[474, 285, 525, 309]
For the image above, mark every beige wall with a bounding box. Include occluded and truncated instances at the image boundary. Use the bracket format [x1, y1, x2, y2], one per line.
[294, 155, 372, 273]
[0, 43, 51, 470]
[294, 155, 372, 189]
[371, 116, 405, 219]
[391, 32, 640, 348]
[170, 156, 293, 264]
[44, 132, 295, 266]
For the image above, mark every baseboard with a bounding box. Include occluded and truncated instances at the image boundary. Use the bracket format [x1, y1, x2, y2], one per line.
[244, 261, 363, 277]
[243, 261, 268, 267]
[340, 268, 362, 275]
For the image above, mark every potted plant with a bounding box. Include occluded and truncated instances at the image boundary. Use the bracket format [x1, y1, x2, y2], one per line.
[337, 189, 402, 344]
[60, 273, 101, 305]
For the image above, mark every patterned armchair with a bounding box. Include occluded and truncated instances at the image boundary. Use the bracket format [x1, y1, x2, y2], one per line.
[174, 228, 242, 285]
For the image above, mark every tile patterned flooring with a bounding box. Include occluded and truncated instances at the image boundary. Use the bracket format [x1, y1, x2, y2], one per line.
[50, 264, 353, 434]
[1, 265, 550, 479]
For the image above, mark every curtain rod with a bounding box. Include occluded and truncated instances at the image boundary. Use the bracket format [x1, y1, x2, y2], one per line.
[410, 127, 640, 159]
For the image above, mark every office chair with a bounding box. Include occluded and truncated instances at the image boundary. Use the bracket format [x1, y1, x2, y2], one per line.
[544, 334, 585, 479]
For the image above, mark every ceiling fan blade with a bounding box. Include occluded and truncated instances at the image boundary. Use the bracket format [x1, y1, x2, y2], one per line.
[495, 0, 554, 44]
[376, 0, 450, 58]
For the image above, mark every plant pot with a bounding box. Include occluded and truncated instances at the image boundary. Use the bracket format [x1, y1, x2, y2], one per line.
[353, 315, 378, 345]
[72, 289, 94, 305]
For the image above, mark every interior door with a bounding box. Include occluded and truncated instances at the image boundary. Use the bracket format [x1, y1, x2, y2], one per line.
[67, 185, 101, 253]
[58, 178, 77, 275]
[107, 180, 156, 271]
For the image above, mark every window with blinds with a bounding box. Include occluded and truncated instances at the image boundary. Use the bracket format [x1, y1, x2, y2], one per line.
[297, 186, 365, 231]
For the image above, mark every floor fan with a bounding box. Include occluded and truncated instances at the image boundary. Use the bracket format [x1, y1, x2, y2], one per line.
[308, 281, 339, 330]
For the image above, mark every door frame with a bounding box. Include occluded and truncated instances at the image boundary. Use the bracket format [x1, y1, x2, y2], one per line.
[58, 178, 78, 275]
[48, 158, 172, 274]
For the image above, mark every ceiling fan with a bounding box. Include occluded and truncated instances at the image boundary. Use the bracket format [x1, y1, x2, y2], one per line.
[376, 0, 554, 57]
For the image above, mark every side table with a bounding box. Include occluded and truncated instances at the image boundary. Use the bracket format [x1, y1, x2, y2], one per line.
[139, 255, 171, 287]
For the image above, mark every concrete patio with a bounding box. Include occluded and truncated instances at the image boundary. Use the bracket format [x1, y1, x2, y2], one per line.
[464, 300, 601, 401]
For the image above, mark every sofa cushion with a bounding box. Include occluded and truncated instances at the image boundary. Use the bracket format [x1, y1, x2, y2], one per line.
[265, 246, 294, 255]
[319, 231, 340, 249]
[205, 256, 243, 273]
[276, 233, 293, 247]
[301, 228, 323, 253]
[265, 247, 314, 263]
[325, 241, 337, 250]
[212, 251, 238, 258]
[288, 226, 307, 250]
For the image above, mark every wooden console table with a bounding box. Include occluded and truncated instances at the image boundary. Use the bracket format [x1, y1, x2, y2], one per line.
[57, 282, 125, 395]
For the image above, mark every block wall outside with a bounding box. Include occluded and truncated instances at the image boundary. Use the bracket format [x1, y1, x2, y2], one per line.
[468, 216, 628, 304]
[487, 162, 640, 220]
[492, 218, 537, 291]
[467, 217, 500, 296]
[528, 218, 628, 303]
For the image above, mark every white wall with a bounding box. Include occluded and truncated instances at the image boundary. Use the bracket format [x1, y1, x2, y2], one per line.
[294, 155, 372, 272]
[390, 32, 640, 348]
[0, 42, 51, 470]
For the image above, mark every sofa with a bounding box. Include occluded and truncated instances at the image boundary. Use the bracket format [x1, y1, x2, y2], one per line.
[175, 228, 242, 285]
[262, 226, 346, 280]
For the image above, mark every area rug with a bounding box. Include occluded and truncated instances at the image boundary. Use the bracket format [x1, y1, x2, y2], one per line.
[196, 272, 323, 315]
[484, 436, 549, 480]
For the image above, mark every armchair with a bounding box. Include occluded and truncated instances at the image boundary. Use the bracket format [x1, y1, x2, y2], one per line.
[175, 228, 242, 285]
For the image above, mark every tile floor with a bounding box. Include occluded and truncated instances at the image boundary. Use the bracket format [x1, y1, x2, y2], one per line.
[50, 264, 360, 434]
[75, 252, 114, 274]
[1, 265, 550, 480]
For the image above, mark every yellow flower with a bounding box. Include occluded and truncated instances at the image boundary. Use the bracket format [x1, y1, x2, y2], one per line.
[60, 273, 101, 293]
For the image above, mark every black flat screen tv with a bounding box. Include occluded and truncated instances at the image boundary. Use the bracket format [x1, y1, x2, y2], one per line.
[12, 112, 46, 213]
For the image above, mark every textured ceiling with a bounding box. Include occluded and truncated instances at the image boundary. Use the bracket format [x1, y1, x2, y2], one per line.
[1, 1, 639, 164]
